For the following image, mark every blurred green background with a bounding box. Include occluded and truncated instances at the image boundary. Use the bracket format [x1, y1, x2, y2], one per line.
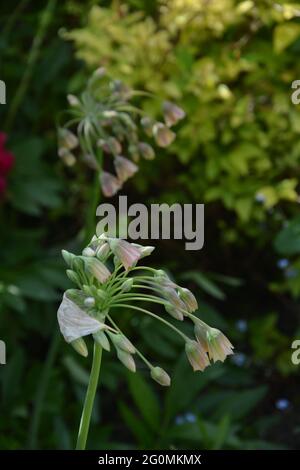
[1, 0, 300, 450]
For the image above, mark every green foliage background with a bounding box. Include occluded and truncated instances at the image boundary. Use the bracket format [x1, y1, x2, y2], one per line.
[0, 0, 300, 449]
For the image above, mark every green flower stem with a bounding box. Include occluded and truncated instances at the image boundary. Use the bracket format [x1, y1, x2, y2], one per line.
[76, 342, 103, 450]
[109, 294, 167, 306]
[111, 303, 189, 341]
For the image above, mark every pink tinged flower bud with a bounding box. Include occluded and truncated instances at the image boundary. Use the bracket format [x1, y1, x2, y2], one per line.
[163, 101, 185, 127]
[114, 156, 138, 183]
[185, 340, 210, 372]
[85, 258, 111, 283]
[99, 171, 122, 197]
[117, 349, 136, 372]
[71, 338, 88, 357]
[141, 116, 154, 137]
[150, 367, 171, 386]
[194, 323, 209, 354]
[163, 287, 186, 311]
[153, 122, 176, 147]
[138, 142, 155, 160]
[101, 137, 122, 155]
[178, 288, 198, 313]
[132, 244, 155, 258]
[206, 328, 234, 363]
[93, 330, 110, 351]
[165, 303, 184, 321]
[108, 238, 141, 270]
[57, 293, 107, 343]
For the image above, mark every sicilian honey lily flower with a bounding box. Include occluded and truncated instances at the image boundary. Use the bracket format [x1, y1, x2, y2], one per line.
[163, 101, 186, 127]
[58, 233, 233, 384]
[58, 69, 184, 197]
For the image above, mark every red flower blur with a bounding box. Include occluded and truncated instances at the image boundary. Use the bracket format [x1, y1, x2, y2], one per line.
[0, 132, 15, 196]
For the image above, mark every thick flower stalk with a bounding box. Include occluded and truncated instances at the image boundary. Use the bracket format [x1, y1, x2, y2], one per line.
[57, 68, 185, 197]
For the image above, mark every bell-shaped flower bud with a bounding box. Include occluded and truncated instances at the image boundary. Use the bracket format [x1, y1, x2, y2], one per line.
[114, 156, 138, 183]
[93, 330, 110, 351]
[58, 148, 76, 166]
[132, 244, 155, 259]
[153, 122, 175, 147]
[117, 349, 136, 372]
[150, 367, 171, 386]
[58, 128, 78, 150]
[178, 287, 198, 313]
[99, 171, 122, 197]
[206, 328, 234, 363]
[165, 303, 184, 321]
[120, 278, 134, 292]
[138, 142, 155, 160]
[141, 116, 154, 137]
[162, 101, 185, 127]
[98, 136, 122, 155]
[162, 287, 186, 311]
[108, 238, 141, 271]
[109, 333, 136, 354]
[71, 338, 88, 357]
[85, 258, 111, 283]
[154, 270, 177, 288]
[185, 340, 210, 372]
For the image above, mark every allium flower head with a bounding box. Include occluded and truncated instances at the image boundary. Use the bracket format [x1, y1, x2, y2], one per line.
[58, 69, 184, 196]
[57, 233, 233, 386]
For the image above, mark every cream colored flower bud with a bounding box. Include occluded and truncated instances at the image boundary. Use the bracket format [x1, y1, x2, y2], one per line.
[121, 278, 134, 292]
[150, 367, 171, 386]
[185, 340, 210, 372]
[67, 94, 80, 106]
[93, 330, 110, 351]
[71, 338, 88, 357]
[110, 333, 135, 354]
[84, 297, 95, 308]
[82, 247, 95, 257]
[117, 349, 136, 372]
[178, 287, 198, 313]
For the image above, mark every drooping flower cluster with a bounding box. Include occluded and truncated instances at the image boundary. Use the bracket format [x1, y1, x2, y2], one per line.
[0, 133, 15, 197]
[57, 233, 233, 386]
[57, 68, 185, 197]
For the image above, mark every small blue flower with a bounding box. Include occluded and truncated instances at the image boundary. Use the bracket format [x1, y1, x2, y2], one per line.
[275, 398, 290, 411]
[185, 412, 197, 423]
[236, 319, 248, 332]
[232, 353, 246, 367]
[277, 259, 289, 270]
